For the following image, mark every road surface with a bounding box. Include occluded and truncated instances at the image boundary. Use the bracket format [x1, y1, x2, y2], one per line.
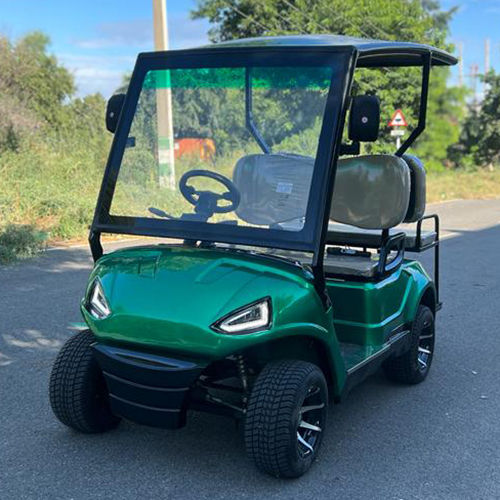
[1, 199, 499, 499]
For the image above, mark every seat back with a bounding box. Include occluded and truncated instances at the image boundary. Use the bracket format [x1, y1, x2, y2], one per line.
[331, 155, 410, 229]
[233, 153, 314, 226]
[402, 155, 426, 222]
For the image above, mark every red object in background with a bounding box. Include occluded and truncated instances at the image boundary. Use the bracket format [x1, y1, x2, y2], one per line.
[174, 138, 216, 161]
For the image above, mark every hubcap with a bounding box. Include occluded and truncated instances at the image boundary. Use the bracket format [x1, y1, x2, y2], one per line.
[296, 385, 324, 457]
[417, 319, 434, 372]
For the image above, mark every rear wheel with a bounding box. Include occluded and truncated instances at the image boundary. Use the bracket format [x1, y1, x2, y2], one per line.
[49, 330, 120, 433]
[244, 360, 328, 478]
[383, 305, 435, 384]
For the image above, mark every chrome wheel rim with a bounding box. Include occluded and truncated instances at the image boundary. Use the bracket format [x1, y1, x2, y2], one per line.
[296, 385, 324, 457]
[417, 318, 434, 372]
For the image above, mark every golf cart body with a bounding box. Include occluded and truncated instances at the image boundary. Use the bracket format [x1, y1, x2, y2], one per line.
[50, 35, 456, 477]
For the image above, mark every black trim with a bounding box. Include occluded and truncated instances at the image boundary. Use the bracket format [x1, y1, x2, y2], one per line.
[90, 48, 352, 261]
[89, 230, 103, 261]
[92, 343, 206, 428]
[311, 50, 357, 307]
[415, 213, 440, 306]
[166, 36, 458, 67]
[210, 296, 272, 334]
[377, 231, 405, 278]
[395, 53, 431, 156]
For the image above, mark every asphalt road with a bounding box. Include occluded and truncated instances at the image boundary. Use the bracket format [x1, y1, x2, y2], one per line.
[1, 199, 499, 499]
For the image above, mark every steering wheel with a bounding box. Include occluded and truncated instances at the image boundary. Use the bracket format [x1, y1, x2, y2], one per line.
[179, 170, 240, 216]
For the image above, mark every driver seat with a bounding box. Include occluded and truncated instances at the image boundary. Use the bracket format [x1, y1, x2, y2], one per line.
[232, 153, 314, 228]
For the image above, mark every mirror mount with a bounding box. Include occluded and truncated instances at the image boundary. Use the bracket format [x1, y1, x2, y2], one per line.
[339, 142, 360, 156]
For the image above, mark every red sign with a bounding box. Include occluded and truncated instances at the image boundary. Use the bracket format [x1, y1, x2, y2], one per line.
[388, 109, 408, 127]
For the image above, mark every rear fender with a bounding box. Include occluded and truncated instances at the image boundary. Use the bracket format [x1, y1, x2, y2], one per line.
[402, 262, 437, 322]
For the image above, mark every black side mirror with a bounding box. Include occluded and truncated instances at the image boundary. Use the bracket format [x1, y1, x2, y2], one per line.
[106, 93, 126, 133]
[348, 95, 380, 142]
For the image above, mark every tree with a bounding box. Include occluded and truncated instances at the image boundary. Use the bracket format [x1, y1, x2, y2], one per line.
[0, 32, 76, 149]
[1, 33, 74, 125]
[451, 72, 500, 168]
[192, 0, 452, 45]
[192, 0, 464, 170]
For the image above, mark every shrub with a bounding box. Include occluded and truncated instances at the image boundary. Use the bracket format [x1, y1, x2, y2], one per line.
[0, 224, 48, 264]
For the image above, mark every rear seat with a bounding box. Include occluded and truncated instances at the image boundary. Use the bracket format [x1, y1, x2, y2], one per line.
[326, 154, 434, 252]
[324, 154, 412, 278]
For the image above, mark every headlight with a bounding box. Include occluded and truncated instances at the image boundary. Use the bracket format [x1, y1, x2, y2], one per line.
[212, 298, 271, 334]
[87, 279, 111, 319]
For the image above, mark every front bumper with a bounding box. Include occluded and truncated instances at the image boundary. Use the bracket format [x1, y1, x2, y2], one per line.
[92, 343, 206, 429]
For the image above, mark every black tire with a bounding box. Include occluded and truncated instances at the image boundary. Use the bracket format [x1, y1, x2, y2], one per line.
[383, 305, 435, 384]
[244, 360, 328, 478]
[49, 330, 120, 433]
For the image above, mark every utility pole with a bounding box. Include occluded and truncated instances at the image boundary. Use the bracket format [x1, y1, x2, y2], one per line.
[485, 38, 490, 74]
[484, 38, 490, 95]
[153, 0, 176, 188]
[470, 63, 479, 109]
[458, 42, 464, 87]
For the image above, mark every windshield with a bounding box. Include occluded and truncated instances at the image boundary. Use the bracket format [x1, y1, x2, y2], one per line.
[110, 64, 333, 234]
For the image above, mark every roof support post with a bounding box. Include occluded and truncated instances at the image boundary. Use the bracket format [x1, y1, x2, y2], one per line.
[395, 52, 431, 156]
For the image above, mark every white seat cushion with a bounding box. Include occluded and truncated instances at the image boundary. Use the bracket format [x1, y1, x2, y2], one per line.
[327, 223, 436, 250]
[323, 251, 396, 278]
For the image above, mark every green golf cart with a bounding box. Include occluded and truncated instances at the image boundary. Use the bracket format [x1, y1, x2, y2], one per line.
[49, 35, 456, 478]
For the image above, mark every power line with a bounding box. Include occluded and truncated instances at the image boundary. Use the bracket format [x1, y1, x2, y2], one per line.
[357, 5, 394, 40]
[273, 7, 308, 34]
[319, 3, 373, 39]
[229, 2, 274, 34]
[281, 0, 331, 34]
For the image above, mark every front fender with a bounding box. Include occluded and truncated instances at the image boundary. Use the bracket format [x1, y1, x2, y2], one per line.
[242, 316, 347, 396]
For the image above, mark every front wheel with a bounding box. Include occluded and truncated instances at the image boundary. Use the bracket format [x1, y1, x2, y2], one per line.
[244, 360, 328, 478]
[49, 330, 120, 433]
[383, 305, 435, 384]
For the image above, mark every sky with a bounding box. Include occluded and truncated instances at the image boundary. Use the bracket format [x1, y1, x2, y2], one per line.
[0, 0, 499, 98]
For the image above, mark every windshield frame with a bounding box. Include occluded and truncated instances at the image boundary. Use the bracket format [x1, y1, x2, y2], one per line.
[91, 46, 354, 253]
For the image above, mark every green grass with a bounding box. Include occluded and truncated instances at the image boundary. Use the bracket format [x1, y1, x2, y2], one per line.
[427, 169, 500, 203]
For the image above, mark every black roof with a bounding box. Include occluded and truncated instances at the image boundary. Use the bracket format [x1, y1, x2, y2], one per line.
[204, 35, 457, 67]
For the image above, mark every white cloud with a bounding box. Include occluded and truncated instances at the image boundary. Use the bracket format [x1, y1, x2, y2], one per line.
[75, 19, 152, 49]
[63, 13, 210, 97]
[74, 14, 209, 51]
[58, 53, 135, 97]
[169, 15, 210, 49]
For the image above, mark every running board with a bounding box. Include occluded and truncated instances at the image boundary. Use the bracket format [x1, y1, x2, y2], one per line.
[340, 330, 410, 399]
[347, 330, 409, 375]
